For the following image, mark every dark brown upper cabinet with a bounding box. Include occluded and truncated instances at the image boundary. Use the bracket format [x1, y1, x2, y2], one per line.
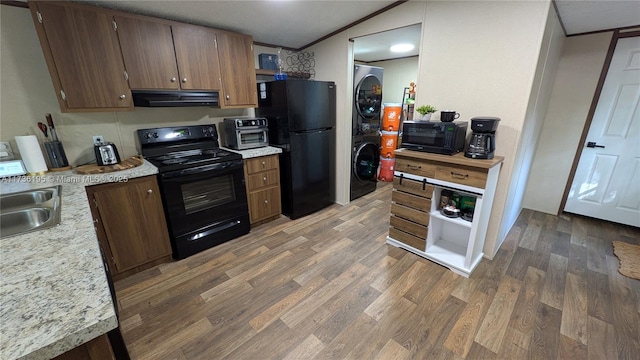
[217, 32, 259, 108]
[29, 1, 258, 112]
[115, 16, 222, 91]
[29, 1, 133, 112]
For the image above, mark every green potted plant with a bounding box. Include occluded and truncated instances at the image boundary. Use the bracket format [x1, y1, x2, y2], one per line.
[416, 105, 437, 120]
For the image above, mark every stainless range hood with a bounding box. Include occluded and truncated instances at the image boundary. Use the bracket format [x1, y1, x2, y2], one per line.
[132, 90, 219, 107]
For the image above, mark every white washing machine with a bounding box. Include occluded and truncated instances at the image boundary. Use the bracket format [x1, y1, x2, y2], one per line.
[351, 65, 383, 201]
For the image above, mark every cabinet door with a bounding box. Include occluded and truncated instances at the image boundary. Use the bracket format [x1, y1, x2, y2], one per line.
[248, 186, 281, 223]
[217, 32, 258, 107]
[30, 2, 132, 111]
[92, 177, 172, 272]
[115, 15, 180, 90]
[172, 25, 222, 91]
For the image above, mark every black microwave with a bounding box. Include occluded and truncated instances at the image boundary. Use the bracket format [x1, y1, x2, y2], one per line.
[401, 121, 468, 155]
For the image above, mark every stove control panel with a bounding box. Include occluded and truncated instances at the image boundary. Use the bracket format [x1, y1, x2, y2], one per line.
[137, 124, 219, 145]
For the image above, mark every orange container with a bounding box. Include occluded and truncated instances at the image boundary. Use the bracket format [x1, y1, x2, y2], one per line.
[380, 130, 398, 158]
[378, 156, 395, 182]
[382, 103, 402, 131]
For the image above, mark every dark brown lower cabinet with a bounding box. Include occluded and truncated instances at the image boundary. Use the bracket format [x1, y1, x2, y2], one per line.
[53, 334, 114, 360]
[86, 175, 172, 281]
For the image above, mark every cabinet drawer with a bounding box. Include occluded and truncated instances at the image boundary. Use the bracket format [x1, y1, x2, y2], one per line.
[435, 164, 487, 189]
[390, 215, 428, 239]
[245, 155, 279, 174]
[246, 169, 279, 191]
[392, 189, 432, 212]
[389, 227, 426, 251]
[392, 176, 433, 198]
[390, 203, 430, 226]
[395, 157, 435, 178]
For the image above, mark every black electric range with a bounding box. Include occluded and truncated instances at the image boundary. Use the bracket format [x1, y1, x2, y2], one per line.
[137, 124, 249, 259]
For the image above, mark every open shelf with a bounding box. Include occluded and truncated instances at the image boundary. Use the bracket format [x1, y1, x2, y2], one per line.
[425, 239, 467, 270]
[255, 69, 311, 79]
[430, 210, 473, 228]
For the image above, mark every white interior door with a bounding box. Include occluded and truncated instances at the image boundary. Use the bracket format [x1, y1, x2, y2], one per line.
[564, 36, 640, 227]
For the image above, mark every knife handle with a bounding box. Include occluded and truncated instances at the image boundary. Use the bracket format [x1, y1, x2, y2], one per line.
[46, 113, 54, 128]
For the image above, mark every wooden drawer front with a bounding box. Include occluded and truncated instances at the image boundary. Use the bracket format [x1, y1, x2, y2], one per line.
[392, 176, 433, 198]
[390, 203, 430, 226]
[395, 157, 435, 178]
[390, 215, 428, 240]
[392, 190, 431, 212]
[391, 190, 431, 212]
[435, 164, 488, 189]
[246, 169, 279, 191]
[389, 227, 426, 251]
[248, 186, 281, 223]
[245, 155, 278, 174]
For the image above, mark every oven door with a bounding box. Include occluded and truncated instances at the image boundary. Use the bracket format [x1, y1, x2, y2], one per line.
[237, 128, 268, 149]
[159, 159, 249, 258]
[402, 123, 448, 148]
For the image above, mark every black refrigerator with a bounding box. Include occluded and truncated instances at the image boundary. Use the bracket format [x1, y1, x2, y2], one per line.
[256, 79, 336, 220]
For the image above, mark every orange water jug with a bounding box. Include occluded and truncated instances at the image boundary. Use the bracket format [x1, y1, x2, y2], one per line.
[378, 156, 395, 182]
[382, 103, 402, 131]
[380, 131, 398, 158]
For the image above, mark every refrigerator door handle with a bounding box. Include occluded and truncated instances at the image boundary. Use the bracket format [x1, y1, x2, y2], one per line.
[292, 127, 333, 134]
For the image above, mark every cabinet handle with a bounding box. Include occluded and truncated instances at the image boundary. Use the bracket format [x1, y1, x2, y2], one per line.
[226, 95, 230, 100]
[170, 77, 177, 82]
[147, 189, 153, 194]
[407, 164, 421, 170]
[450, 172, 469, 180]
[119, 94, 126, 100]
[263, 176, 267, 182]
[182, 78, 187, 83]
[264, 199, 268, 205]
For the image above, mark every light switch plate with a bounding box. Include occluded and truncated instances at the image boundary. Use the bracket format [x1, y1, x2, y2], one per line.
[0, 141, 14, 159]
[93, 136, 104, 146]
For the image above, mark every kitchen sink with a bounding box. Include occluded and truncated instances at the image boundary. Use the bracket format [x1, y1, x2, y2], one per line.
[0, 185, 61, 237]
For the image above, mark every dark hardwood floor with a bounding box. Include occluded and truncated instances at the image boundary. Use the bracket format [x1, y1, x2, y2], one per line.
[115, 182, 640, 359]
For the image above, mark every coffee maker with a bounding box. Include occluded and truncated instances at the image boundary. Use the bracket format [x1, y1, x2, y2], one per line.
[465, 117, 500, 159]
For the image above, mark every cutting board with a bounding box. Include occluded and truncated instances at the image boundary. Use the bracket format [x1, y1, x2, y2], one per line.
[75, 155, 144, 174]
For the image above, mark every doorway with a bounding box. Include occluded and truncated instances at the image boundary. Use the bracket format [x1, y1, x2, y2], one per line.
[563, 33, 640, 227]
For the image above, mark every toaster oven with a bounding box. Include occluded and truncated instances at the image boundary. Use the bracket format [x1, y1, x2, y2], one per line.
[223, 117, 269, 150]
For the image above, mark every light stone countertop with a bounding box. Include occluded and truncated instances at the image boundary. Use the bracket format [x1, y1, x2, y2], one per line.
[222, 145, 283, 159]
[0, 160, 158, 360]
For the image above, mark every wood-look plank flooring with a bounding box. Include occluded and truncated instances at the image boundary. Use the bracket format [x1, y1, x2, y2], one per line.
[115, 182, 640, 359]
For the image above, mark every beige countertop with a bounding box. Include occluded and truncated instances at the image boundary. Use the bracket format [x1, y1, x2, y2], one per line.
[222, 146, 282, 159]
[0, 161, 158, 360]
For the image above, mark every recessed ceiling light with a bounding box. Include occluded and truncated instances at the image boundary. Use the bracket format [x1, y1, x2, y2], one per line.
[390, 43, 414, 53]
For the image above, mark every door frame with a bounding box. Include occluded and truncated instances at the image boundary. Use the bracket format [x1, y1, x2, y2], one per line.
[559, 29, 640, 215]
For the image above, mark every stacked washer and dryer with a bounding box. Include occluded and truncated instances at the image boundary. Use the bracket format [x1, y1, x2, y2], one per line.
[351, 65, 383, 201]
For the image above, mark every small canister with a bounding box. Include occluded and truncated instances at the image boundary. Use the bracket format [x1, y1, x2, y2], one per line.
[440, 190, 453, 209]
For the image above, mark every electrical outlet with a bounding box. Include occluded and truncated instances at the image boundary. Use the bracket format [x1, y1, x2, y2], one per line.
[0, 141, 13, 159]
[92, 136, 104, 146]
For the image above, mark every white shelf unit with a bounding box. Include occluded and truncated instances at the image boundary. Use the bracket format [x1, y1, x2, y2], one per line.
[386, 155, 502, 277]
[425, 186, 483, 276]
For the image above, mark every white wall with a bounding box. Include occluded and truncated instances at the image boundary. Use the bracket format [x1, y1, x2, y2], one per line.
[523, 32, 613, 213]
[0, 6, 250, 167]
[418, 0, 556, 257]
[496, 6, 566, 252]
[367, 57, 419, 104]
